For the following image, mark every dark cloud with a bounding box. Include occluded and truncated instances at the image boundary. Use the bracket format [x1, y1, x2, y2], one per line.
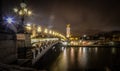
[2, 0, 120, 35]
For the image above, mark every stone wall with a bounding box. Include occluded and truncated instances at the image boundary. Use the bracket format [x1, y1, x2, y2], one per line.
[0, 33, 17, 64]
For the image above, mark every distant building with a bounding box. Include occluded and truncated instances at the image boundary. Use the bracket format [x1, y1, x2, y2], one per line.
[66, 24, 71, 38]
[95, 31, 120, 42]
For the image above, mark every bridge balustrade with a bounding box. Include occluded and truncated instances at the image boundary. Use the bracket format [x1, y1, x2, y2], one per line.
[30, 40, 59, 61]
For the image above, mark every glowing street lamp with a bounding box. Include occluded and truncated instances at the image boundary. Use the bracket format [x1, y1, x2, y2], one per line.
[52, 31, 55, 35]
[26, 23, 31, 26]
[13, 8, 18, 13]
[49, 30, 52, 34]
[44, 28, 48, 33]
[55, 32, 57, 36]
[6, 17, 14, 24]
[37, 26, 42, 32]
[13, 2, 32, 33]
[14, 1, 33, 59]
[28, 11, 32, 16]
[25, 23, 31, 32]
[24, 8, 27, 12]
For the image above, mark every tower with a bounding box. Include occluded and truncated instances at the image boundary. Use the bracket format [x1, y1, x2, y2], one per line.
[66, 24, 71, 38]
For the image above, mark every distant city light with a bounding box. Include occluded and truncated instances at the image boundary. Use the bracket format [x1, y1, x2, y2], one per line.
[83, 35, 87, 37]
[6, 17, 14, 24]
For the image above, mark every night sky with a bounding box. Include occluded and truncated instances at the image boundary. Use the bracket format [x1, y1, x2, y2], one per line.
[2, 0, 120, 35]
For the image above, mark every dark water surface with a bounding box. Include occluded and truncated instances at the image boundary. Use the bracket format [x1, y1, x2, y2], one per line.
[34, 46, 120, 71]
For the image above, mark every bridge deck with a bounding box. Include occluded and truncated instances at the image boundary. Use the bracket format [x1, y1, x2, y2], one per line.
[64, 45, 120, 47]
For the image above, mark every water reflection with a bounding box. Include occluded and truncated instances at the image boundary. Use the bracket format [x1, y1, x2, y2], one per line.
[112, 48, 116, 54]
[70, 48, 74, 65]
[95, 47, 98, 53]
[50, 47, 68, 71]
[78, 47, 87, 68]
[35, 47, 120, 71]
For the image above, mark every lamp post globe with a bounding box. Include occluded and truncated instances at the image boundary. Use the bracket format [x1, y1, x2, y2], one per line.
[14, 2, 32, 33]
[20, 3, 27, 8]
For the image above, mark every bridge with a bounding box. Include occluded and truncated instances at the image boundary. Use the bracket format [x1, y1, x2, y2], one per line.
[1, 23, 118, 67]
[0, 23, 68, 70]
[16, 24, 67, 65]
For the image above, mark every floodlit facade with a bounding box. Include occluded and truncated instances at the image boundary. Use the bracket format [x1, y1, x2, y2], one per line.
[66, 24, 71, 38]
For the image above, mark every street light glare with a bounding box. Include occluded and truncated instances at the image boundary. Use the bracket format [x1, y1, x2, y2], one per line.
[49, 30, 52, 34]
[28, 11, 32, 15]
[20, 3, 27, 8]
[24, 8, 28, 12]
[13, 8, 18, 13]
[19, 10, 23, 15]
[44, 28, 48, 33]
[6, 17, 14, 24]
[37, 26, 42, 32]
[26, 23, 31, 26]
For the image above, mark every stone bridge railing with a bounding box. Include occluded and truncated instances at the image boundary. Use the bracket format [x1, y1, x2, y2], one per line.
[19, 40, 59, 64]
[32, 40, 59, 64]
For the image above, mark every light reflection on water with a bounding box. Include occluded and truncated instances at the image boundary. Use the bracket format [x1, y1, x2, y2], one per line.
[50, 47, 89, 71]
[95, 47, 98, 53]
[70, 47, 74, 65]
[112, 48, 116, 54]
[36, 47, 120, 71]
[78, 47, 87, 68]
[50, 47, 68, 71]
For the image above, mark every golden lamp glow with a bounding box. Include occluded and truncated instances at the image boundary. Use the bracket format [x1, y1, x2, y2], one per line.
[55, 32, 58, 36]
[25, 24, 31, 31]
[37, 26, 42, 32]
[75, 38, 78, 40]
[52, 31, 55, 35]
[26, 23, 31, 26]
[28, 11, 32, 15]
[54, 32, 56, 36]
[19, 10, 23, 15]
[26, 26, 31, 31]
[13, 8, 18, 13]
[24, 8, 28, 12]
[44, 28, 48, 33]
[49, 30, 52, 34]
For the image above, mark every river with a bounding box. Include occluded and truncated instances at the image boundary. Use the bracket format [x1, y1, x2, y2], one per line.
[34, 46, 120, 71]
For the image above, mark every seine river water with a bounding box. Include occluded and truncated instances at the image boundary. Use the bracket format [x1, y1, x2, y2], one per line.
[34, 46, 120, 71]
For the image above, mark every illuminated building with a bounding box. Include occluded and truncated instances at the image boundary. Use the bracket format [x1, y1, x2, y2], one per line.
[66, 24, 71, 38]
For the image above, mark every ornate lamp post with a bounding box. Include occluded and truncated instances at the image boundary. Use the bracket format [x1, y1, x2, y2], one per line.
[14, 1, 32, 59]
[13, 2, 32, 33]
